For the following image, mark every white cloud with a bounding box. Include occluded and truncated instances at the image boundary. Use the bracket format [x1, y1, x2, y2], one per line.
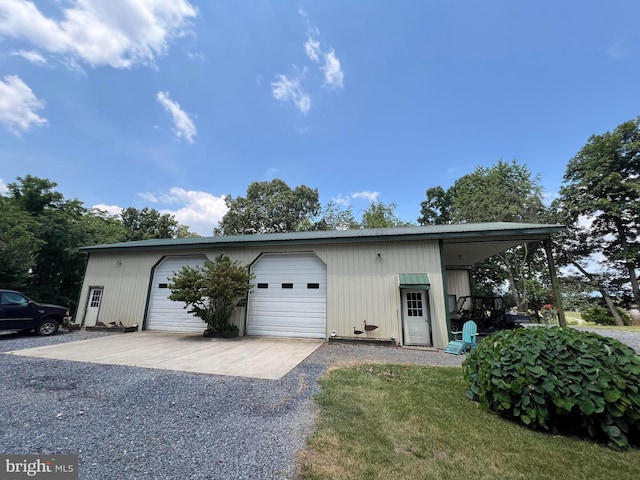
[265, 168, 279, 179]
[607, 41, 631, 61]
[271, 71, 311, 115]
[12, 49, 46, 64]
[92, 204, 123, 216]
[301, 18, 344, 90]
[159, 188, 228, 235]
[577, 213, 596, 230]
[304, 30, 321, 62]
[156, 91, 197, 143]
[332, 191, 381, 205]
[0, 0, 197, 69]
[322, 49, 344, 89]
[331, 194, 351, 206]
[0, 177, 8, 195]
[352, 191, 379, 202]
[272, 12, 344, 115]
[0, 75, 47, 135]
[186, 51, 205, 61]
[94, 188, 228, 236]
[542, 190, 559, 206]
[137, 187, 227, 235]
[137, 192, 159, 203]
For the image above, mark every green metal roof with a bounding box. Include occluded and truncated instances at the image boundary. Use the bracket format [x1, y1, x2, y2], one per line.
[81, 222, 565, 252]
[398, 273, 431, 289]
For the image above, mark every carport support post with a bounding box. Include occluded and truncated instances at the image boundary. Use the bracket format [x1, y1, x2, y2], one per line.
[543, 239, 566, 327]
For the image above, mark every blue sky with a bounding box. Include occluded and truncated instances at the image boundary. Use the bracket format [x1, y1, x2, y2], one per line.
[1, 1, 638, 235]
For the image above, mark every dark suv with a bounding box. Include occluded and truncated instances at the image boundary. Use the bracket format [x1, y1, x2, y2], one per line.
[0, 289, 70, 336]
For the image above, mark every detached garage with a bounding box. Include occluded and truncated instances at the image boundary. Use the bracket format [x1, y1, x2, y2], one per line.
[75, 223, 564, 349]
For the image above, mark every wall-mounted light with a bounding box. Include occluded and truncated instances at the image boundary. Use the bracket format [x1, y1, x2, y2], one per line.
[376, 253, 383, 259]
[115, 260, 122, 266]
[330, 330, 337, 337]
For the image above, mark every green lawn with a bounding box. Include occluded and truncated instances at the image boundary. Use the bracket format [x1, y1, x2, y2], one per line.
[299, 365, 640, 480]
[564, 311, 640, 331]
[565, 311, 583, 322]
[575, 324, 640, 332]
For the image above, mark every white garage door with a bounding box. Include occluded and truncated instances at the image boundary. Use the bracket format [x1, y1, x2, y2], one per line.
[247, 253, 326, 339]
[147, 255, 208, 333]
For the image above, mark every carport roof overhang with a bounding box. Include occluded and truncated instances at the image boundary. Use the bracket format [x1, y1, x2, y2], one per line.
[81, 222, 565, 262]
[442, 233, 558, 268]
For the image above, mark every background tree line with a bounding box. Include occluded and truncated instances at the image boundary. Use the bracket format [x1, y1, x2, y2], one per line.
[2, 117, 638, 321]
[0, 176, 198, 307]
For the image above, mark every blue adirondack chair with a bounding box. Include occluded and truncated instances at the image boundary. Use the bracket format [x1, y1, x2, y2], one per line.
[444, 320, 479, 355]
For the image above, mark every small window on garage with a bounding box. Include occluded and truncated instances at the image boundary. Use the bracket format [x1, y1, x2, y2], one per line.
[257, 283, 268, 289]
[307, 283, 320, 289]
[282, 283, 293, 289]
[158, 283, 168, 289]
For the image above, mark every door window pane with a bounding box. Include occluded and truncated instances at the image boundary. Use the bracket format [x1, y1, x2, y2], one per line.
[90, 289, 102, 308]
[406, 292, 423, 317]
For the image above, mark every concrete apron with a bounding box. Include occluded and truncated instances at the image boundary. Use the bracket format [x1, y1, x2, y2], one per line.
[7, 332, 324, 380]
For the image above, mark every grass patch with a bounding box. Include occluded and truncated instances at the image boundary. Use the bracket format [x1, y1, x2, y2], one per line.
[565, 311, 583, 321]
[300, 365, 640, 480]
[565, 310, 640, 330]
[575, 324, 640, 332]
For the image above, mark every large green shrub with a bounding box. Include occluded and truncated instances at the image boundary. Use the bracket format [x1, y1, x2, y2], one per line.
[582, 306, 631, 326]
[169, 254, 254, 334]
[463, 327, 640, 450]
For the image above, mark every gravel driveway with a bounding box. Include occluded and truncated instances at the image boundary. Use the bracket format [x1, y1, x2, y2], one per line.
[0, 328, 637, 479]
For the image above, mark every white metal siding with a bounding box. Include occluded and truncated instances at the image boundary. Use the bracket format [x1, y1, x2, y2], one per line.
[313, 241, 448, 347]
[446, 269, 471, 298]
[247, 254, 326, 338]
[147, 256, 208, 333]
[79, 251, 161, 328]
[446, 269, 472, 310]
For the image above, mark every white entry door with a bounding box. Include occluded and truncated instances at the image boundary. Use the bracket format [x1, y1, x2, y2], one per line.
[84, 287, 103, 327]
[402, 289, 431, 346]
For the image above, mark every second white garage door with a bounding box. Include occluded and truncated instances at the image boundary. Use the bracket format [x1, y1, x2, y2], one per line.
[246, 253, 327, 339]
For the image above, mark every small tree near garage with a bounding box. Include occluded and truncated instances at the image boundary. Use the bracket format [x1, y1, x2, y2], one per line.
[169, 254, 254, 336]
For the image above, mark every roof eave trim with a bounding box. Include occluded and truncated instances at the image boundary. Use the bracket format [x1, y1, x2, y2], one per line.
[80, 224, 566, 252]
